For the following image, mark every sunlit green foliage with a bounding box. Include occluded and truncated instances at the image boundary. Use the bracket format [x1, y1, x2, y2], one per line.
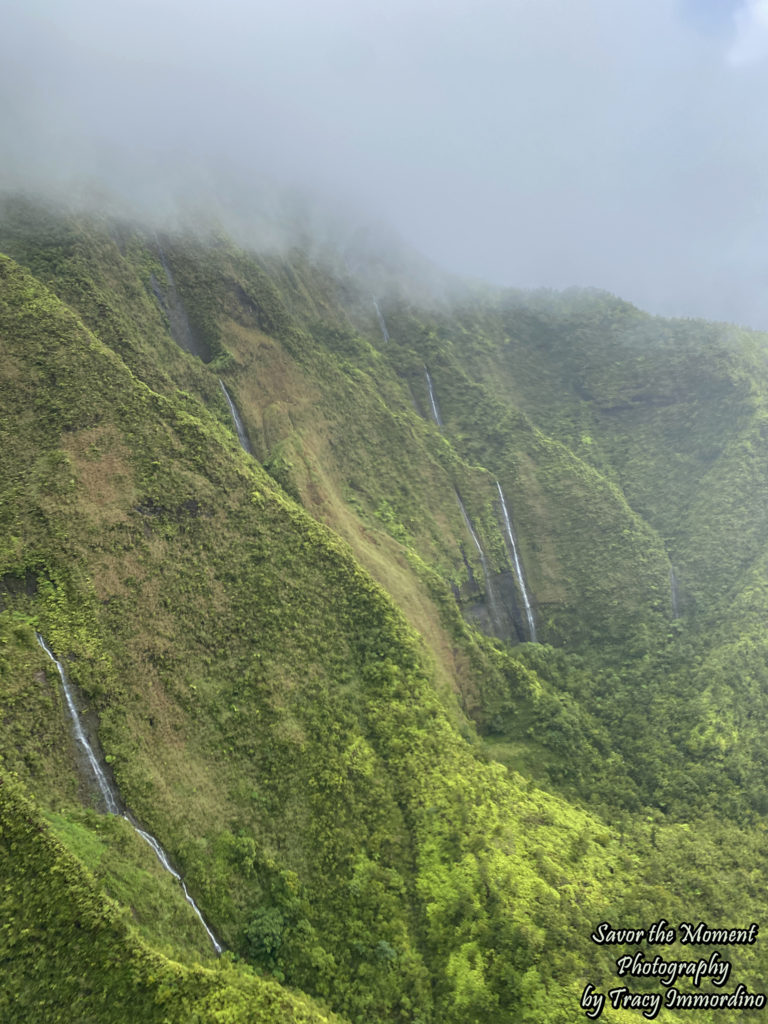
[3, 200, 768, 1023]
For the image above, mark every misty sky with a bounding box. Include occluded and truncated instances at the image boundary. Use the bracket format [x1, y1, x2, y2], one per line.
[4, 0, 768, 327]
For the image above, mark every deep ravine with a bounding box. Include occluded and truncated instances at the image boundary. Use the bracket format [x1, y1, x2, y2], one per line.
[496, 481, 537, 642]
[372, 296, 390, 343]
[455, 490, 504, 637]
[422, 369, 507, 638]
[219, 379, 253, 454]
[424, 366, 443, 428]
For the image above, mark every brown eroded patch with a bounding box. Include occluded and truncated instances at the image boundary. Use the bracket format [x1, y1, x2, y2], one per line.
[218, 320, 324, 455]
[63, 424, 137, 526]
[288, 444, 468, 712]
[91, 547, 145, 603]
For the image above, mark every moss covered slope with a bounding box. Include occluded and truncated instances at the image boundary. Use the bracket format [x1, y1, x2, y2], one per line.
[4, 203, 768, 1022]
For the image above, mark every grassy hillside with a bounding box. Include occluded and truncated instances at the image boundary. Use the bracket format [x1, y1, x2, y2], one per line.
[0, 776, 343, 1024]
[3, 198, 768, 1021]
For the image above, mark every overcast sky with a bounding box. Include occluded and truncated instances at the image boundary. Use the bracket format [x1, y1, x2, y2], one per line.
[4, 0, 768, 326]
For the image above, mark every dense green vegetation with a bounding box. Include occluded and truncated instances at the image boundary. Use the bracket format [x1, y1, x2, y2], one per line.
[0, 776, 342, 1023]
[3, 195, 768, 1021]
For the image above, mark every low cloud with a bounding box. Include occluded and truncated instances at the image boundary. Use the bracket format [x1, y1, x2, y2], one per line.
[728, 0, 768, 65]
[3, 1, 768, 327]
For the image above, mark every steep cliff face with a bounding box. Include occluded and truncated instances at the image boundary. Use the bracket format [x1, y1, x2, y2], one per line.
[0, 198, 673, 658]
[3, 199, 768, 1022]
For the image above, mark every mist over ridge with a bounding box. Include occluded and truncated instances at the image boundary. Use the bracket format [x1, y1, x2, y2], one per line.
[3, 0, 768, 326]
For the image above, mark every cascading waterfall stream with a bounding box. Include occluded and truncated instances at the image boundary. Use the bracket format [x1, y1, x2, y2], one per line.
[421, 369, 502, 635]
[36, 633, 119, 815]
[36, 633, 222, 955]
[372, 297, 390, 343]
[219, 379, 252, 454]
[496, 481, 537, 642]
[455, 491, 503, 635]
[425, 367, 443, 427]
[127, 819, 222, 950]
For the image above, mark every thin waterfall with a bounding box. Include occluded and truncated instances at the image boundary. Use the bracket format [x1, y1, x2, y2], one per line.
[36, 633, 222, 955]
[425, 367, 443, 427]
[36, 633, 119, 815]
[372, 297, 390, 343]
[219, 380, 252, 454]
[127, 819, 222, 950]
[670, 566, 680, 619]
[455, 491, 502, 635]
[421, 370, 500, 634]
[496, 482, 537, 642]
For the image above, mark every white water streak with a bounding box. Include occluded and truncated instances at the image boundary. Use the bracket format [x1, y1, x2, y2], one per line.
[496, 482, 537, 642]
[425, 368, 443, 427]
[455, 492, 502, 634]
[372, 297, 390, 343]
[219, 380, 252, 454]
[129, 819, 222, 953]
[36, 633, 120, 814]
[37, 633, 222, 955]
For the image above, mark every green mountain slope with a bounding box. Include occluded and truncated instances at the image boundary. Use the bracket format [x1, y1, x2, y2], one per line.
[3, 198, 768, 1022]
[0, 777, 341, 1024]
